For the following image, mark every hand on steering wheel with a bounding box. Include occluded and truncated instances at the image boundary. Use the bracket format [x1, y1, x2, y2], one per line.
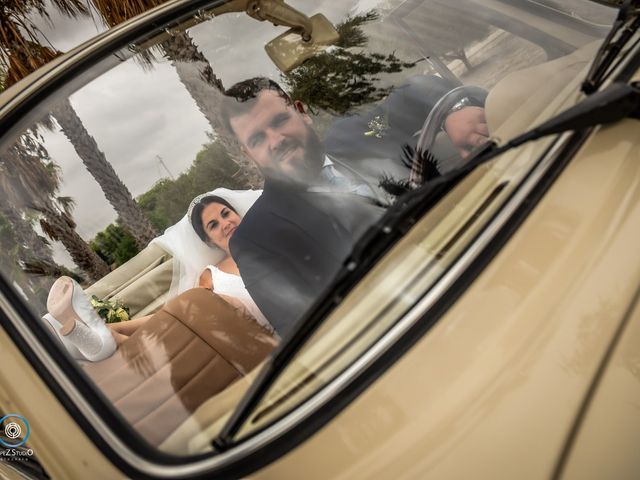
[410, 85, 488, 186]
[444, 106, 489, 159]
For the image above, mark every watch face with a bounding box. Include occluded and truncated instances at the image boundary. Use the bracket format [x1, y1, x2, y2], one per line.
[450, 97, 471, 112]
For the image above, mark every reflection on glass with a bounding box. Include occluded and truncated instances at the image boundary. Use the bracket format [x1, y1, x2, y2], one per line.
[0, 0, 615, 457]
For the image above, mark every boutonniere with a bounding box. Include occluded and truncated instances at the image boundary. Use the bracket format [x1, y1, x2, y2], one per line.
[364, 114, 389, 138]
[90, 295, 131, 323]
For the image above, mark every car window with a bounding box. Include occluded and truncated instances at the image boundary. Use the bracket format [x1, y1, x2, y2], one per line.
[0, 0, 615, 464]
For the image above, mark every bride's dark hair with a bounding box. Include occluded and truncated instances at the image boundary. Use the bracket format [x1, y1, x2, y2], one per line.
[190, 195, 237, 245]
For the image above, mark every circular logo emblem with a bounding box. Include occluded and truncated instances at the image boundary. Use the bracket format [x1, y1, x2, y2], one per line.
[0, 414, 30, 448]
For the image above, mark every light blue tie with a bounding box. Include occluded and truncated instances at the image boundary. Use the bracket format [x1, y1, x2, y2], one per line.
[321, 165, 376, 200]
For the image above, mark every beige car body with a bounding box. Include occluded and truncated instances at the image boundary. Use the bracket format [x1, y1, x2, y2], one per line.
[0, 1, 639, 478]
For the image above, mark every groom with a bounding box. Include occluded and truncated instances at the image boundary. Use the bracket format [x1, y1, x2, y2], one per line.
[221, 77, 488, 336]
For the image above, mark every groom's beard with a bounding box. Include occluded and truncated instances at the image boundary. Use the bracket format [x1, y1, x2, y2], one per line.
[264, 124, 325, 185]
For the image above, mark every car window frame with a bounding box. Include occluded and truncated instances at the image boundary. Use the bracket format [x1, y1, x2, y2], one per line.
[222, 25, 640, 451]
[0, 129, 592, 478]
[0, 0, 632, 477]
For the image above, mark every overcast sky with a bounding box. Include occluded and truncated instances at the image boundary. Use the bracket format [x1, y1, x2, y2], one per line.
[22, 0, 613, 269]
[27, 1, 385, 267]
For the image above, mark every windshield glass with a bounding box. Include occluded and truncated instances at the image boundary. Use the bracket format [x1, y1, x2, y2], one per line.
[0, 0, 615, 457]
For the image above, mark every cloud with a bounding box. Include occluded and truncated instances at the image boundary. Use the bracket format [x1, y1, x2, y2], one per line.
[26, 0, 365, 271]
[42, 58, 210, 240]
[29, 1, 106, 53]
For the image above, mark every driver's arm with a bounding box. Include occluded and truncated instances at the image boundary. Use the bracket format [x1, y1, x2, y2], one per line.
[443, 105, 489, 159]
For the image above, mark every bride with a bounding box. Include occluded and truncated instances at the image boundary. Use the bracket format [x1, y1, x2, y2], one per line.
[45, 188, 273, 362]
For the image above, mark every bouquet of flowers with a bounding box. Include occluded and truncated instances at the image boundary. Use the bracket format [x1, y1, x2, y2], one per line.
[90, 295, 130, 323]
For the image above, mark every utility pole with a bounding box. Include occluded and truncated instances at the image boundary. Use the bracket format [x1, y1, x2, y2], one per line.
[156, 155, 175, 180]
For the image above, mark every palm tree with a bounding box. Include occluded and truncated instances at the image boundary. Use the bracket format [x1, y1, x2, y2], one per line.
[0, 138, 110, 281]
[37, 201, 111, 281]
[160, 31, 263, 187]
[51, 99, 159, 246]
[90, 0, 263, 188]
[0, 0, 87, 85]
[0, 210, 52, 310]
[0, 204, 52, 263]
[1, 0, 159, 249]
[0, 129, 55, 264]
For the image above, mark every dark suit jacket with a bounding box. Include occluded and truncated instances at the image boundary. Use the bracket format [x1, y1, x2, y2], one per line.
[230, 180, 383, 337]
[324, 74, 458, 183]
[231, 75, 460, 336]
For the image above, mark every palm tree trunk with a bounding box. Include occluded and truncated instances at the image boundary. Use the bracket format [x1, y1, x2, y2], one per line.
[161, 32, 264, 188]
[51, 98, 158, 248]
[39, 208, 110, 281]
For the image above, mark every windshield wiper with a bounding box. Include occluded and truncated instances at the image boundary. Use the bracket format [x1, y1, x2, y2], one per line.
[347, 80, 640, 270]
[212, 81, 640, 450]
[582, 0, 640, 94]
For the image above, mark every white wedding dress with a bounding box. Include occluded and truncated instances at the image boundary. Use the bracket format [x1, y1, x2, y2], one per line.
[205, 266, 273, 333]
[151, 188, 262, 297]
[151, 188, 275, 333]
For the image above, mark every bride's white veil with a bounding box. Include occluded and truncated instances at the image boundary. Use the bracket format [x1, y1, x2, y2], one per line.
[151, 188, 262, 298]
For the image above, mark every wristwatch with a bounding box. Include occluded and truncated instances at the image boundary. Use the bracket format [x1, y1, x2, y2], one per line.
[442, 97, 474, 132]
[449, 96, 472, 113]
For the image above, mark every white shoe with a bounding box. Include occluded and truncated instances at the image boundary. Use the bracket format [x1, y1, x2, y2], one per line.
[42, 313, 86, 361]
[47, 277, 116, 362]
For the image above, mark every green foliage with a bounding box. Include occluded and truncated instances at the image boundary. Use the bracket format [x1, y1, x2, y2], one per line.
[91, 139, 245, 268]
[137, 139, 245, 231]
[0, 212, 67, 308]
[334, 11, 376, 48]
[90, 295, 130, 323]
[0, 214, 22, 267]
[282, 11, 419, 115]
[90, 223, 139, 267]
